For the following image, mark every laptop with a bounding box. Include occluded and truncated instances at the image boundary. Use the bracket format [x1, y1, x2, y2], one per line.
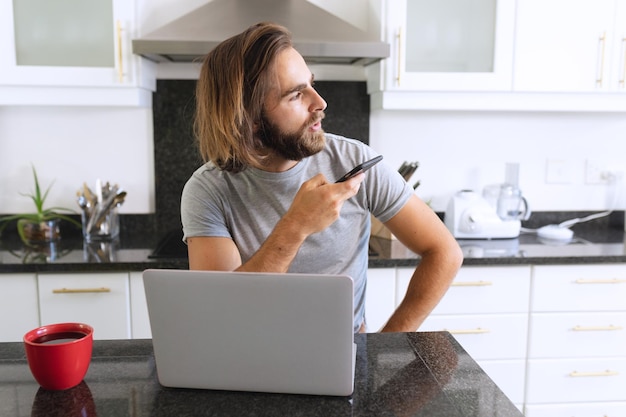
[142, 269, 356, 396]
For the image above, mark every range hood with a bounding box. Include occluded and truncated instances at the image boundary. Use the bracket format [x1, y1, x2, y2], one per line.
[132, 0, 389, 66]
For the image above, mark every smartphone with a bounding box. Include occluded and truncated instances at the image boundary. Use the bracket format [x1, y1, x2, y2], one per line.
[335, 155, 383, 183]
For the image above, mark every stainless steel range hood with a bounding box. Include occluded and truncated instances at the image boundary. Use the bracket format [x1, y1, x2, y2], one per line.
[132, 0, 389, 66]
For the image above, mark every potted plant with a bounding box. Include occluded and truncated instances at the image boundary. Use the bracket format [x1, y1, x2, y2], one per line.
[0, 165, 80, 245]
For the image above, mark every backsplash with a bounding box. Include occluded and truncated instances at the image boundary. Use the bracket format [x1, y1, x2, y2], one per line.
[152, 80, 370, 235]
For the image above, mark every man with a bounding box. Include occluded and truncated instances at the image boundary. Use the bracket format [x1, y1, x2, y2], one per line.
[181, 22, 463, 333]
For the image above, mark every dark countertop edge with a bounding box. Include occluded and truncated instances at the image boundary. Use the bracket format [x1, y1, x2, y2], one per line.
[0, 260, 190, 273]
[370, 255, 626, 268]
[3, 255, 626, 274]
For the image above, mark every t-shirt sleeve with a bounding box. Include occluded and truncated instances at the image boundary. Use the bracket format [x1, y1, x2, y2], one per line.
[180, 169, 232, 242]
[366, 155, 414, 223]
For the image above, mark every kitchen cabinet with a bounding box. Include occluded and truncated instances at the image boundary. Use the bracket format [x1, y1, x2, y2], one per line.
[0, 0, 156, 107]
[0, 273, 39, 343]
[130, 271, 151, 339]
[37, 272, 131, 340]
[405, 265, 530, 408]
[514, 0, 626, 93]
[369, 0, 626, 111]
[364, 268, 396, 331]
[376, 0, 515, 92]
[368, 0, 516, 109]
[525, 264, 626, 414]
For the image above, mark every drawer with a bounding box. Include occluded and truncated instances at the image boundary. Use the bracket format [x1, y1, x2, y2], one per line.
[532, 264, 626, 311]
[0, 273, 39, 342]
[38, 273, 131, 340]
[365, 268, 396, 332]
[529, 312, 626, 358]
[526, 357, 626, 404]
[525, 401, 626, 417]
[476, 359, 526, 405]
[420, 314, 528, 360]
[397, 266, 531, 314]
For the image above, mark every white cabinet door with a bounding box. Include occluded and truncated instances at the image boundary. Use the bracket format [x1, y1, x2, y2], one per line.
[529, 312, 626, 358]
[0, 0, 155, 106]
[526, 357, 626, 403]
[37, 272, 131, 340]
[514, 0, 626, 92]
[525, 401, 626, 417]
[129, 272, 151, 339]
[420, 314, 528, 360]
[381, 0, 515, 91]
[532, 264, 626, 312]
[397, 266, 531, 314]
[365, 268, 396, 332]
[0, 273, 39, 342]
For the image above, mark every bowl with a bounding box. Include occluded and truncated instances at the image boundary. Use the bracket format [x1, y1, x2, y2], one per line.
[23, 322, 94, 391]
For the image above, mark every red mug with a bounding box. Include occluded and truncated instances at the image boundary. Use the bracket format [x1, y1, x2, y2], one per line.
[23, 323, 94, 391]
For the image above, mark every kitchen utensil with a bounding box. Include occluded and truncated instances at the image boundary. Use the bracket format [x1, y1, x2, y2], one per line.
[444, 190, 521, 239]
[497, 184, 531, 221]
[23, 322, 94, 390]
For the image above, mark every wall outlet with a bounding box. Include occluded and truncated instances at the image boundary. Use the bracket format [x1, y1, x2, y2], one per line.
[585, 159, 623, 184]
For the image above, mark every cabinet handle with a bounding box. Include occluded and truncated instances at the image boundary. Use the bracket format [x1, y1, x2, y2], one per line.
[452, 280, 493, 287]
[619, 38, 626, 88]
[396, 27, 402, 86]
[574, 278, 626, 284]
[446, 328, 490, 335]
[572, 325, 623, 331]
[596, 32, 606, 87]
[53, 287, 111, 294]
[569, 370, 618, 377]
[116, 20, 124, 83]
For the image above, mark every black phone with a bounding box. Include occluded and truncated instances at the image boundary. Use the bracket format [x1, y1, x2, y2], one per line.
[335, 155, 383, 183]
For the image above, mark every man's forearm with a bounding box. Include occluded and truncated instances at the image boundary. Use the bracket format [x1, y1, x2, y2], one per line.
[236, 216, 308, 273]
[381, 249, 461, 332]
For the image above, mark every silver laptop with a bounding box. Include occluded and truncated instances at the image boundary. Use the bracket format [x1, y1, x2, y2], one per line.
[142, 269, 356, 396]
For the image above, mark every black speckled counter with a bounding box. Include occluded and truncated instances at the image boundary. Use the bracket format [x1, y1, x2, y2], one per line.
[0, 332, 522, 417]
[1, 225, 626, 273]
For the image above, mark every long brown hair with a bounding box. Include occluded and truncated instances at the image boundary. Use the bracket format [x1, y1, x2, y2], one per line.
[194, 22, 293, 172]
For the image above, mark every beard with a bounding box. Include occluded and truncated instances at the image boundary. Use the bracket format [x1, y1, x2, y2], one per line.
[257, 111, 326, 161]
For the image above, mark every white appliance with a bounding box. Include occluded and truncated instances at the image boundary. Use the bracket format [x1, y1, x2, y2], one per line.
[445, 190, 522, 239]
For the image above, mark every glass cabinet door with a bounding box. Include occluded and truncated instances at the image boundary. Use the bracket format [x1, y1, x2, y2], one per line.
[384, 0, 515, 91]
[13, 0, 115, 68]
[0, 0, 137, 88]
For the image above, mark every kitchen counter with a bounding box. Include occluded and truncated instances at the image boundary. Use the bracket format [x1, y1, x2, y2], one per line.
[0, 331, 522, 417]
[1, 221, 625, 273]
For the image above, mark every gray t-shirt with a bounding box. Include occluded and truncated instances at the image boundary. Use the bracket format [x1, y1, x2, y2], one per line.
[181, 134, 413, 331]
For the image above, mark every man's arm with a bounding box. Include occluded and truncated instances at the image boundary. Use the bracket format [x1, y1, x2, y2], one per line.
[379, 195, 463, 332]
[187, 173, 364, 272]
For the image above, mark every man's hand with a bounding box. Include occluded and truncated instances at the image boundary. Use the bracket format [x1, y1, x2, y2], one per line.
[280, 173, 364, 239]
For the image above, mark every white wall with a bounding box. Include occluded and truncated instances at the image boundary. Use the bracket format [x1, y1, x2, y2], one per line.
[1, 104, 624, 216]
[0, 106, 155, 214]
[370, 110, 626, 212]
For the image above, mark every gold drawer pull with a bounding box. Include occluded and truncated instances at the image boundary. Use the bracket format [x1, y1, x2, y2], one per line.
[116, 20, 124, 83]
[573, 325, 623, 331]
[569, 370, 618, 377]
[53, 287, 111, 294]
[452, 281, 493, 287]
[446, 328, 490, 335]
[575, 278, 626, 284]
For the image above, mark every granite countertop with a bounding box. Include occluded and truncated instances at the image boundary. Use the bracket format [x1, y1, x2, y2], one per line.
[0, 332, 522, 417]
[1, 221, 626, 273]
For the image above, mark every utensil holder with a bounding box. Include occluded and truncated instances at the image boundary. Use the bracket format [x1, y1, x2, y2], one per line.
[81, 208, 119, 242]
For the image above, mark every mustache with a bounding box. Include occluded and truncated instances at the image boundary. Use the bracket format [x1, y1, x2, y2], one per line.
[309, 111, 325, 125]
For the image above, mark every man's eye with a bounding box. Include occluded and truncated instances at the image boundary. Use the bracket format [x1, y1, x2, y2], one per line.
[290, 92, 302, 101]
